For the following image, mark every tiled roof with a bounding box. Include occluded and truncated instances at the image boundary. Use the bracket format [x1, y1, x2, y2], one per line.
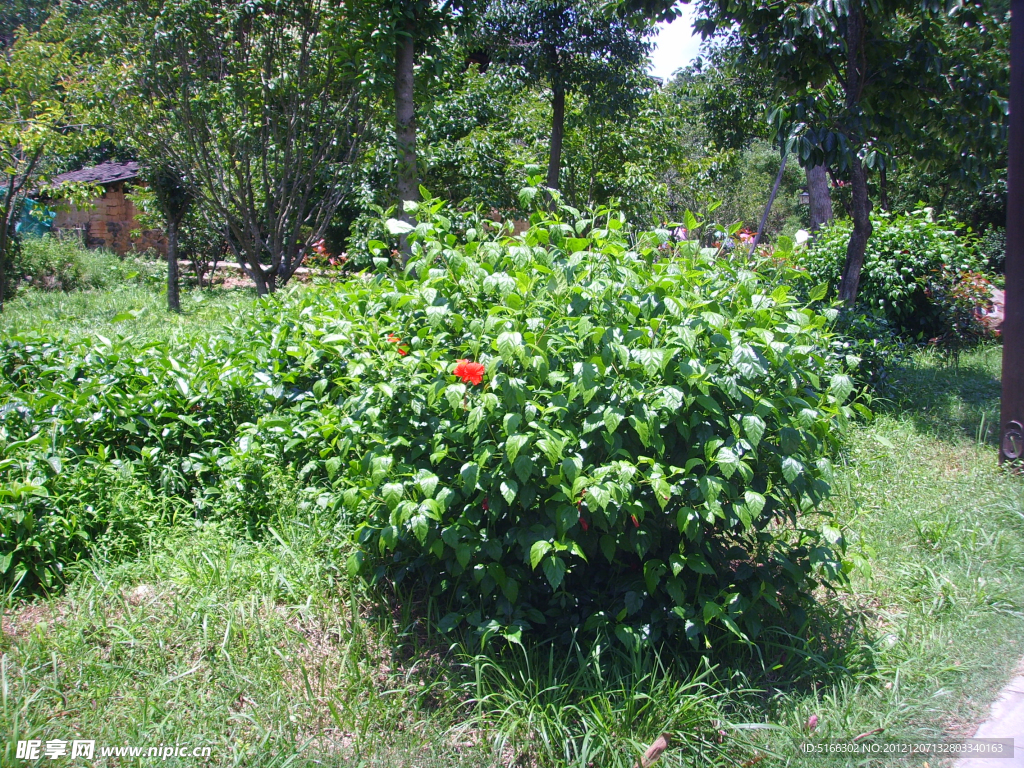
[49, 161, 139, 187]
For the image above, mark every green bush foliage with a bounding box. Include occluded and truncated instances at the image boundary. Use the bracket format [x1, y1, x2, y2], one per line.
[332, 199, 861, 647]
[1, 201, 861, 648]
[13, 234, 162, 293]
[799, 209, 990, 339]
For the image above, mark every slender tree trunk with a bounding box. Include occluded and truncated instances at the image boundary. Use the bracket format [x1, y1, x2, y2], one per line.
[547, 75, 565, 190]
[879, 167, 890, 211]
[248, 257, 270, 297]
[839, 156, 873, 304]
[937, 183, 951, 215]
[0, 219, 9, 313]
[394, 25, 418, 263]
[807, 164, 833, 232]
[751, 153, 787, 251]
[167, 218, 181, 313]
[837, 0, 873, 306]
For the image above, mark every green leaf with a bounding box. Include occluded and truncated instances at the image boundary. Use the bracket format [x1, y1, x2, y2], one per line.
[702, 601, 722, 623]
[410, 514, 429, 543]
[513, 454, 534, 483]
[744, 490, 766, 518]
[541, 555, 567, 590]
[460, 462, 479, 491]
[381, 482, 403, 509]
[603, 407, 625, 435]
[325, 456, 341, 480]
[347, 551, 364, 577]
[600, 535, 616, 563]
[530, 540, 551, 569]
[633, 348, 666, 376]
[497, 331, 524, 362]
[416, 470, 439, 499]
[830, 374, 854, 403]
[686, 553, 715, 575]
[502, 578, 519, 604]
[669, 554, 685, 577]
[503, 413, 522, 435]
[742, 414, 766, 446]
[385, 218, 414, 235]
[505, 434, 530, 464]
[808, 283, 829, 302]
[643, 559, 666, 594]
[716, 446, 739, 479]
[587, 485, 611, 511]
[500, 479, 518, 504]
[782, 457, 804, 483]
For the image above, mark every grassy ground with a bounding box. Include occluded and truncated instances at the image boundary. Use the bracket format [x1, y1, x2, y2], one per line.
[1, 286, 1022, 767]
[752, 345, 1024, 765]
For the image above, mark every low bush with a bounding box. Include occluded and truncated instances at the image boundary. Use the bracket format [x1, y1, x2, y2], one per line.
[321, 197, 862, 648]
[1, 199, 863, 649]
[15, 234, 87, 291]
[978, 226, 1006, 276]
[12, 234, 162, 294]
[800, 209, 992, 342]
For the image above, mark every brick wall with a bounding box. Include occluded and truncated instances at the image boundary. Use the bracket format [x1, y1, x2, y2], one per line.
[51, 181, 167, 255]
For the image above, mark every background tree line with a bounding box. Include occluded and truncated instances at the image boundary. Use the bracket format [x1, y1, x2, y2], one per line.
[0, 0, 1010, 310]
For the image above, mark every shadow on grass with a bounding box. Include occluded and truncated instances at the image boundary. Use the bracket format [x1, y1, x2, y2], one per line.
[369, 574, 878, 707]
[880, 346, 1002, 446]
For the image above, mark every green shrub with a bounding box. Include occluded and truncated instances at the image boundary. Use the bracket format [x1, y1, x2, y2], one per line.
[12, 234, 162, 295]
[312, 198, 863, 648]
[978, 227, 1006, 275]
[1, 200, 863, 648]
[15, 234, 87, 291]
[800, 209, 988, 339]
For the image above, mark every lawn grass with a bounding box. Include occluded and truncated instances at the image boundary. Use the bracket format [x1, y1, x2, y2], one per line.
[1, 282, 1022, 767]
[750, 345, 1024, 765]
[0, 279, 254, 342]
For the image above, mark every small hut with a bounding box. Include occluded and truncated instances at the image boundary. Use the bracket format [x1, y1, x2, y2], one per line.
[46, 161, 166, 255]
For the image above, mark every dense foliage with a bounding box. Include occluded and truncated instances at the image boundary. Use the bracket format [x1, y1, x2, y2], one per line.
[800, 209, 991, 341]
[1, 203, 862, 649]
[340, 201, 860, 647]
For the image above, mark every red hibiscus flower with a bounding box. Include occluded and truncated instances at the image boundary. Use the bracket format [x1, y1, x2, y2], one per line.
[453, 359, 485, 386]
[482, 498, 489, 511]
[387, 334, 408, 356]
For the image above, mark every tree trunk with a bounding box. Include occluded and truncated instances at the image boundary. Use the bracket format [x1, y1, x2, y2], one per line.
[547, 75, 565, 190]
[751, 152, 787, 251]
[837, 0, 873, 306]
[0, 219, 9, 313]
[250, 261, 270, 297]
[879, 167, 890, 211]
[394, 25, 418, 263]
[838, 155, 873, 304]
[807, 164, 833, 232]
[167, 218, 181, 313]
